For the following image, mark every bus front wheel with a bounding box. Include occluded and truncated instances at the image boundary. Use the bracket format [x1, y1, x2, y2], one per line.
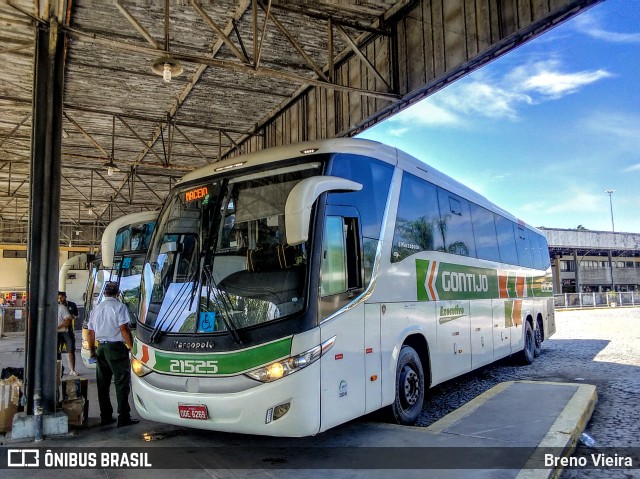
[391, 345, 425, 425]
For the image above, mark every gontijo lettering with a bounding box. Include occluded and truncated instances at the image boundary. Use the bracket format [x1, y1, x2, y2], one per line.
[442, 271, 489, 293]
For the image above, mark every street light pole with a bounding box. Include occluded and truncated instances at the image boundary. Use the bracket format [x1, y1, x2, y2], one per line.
[605, 189, 615, 233]
[605, 189, 616, 293]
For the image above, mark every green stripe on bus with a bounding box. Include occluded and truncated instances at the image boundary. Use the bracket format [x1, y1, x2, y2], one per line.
[504, 300, 514, 327]
[416, 259, 431, 301]
[151, 336, 293, 375]
[507, 273, 517, 298]
[416, 260, 553, 301]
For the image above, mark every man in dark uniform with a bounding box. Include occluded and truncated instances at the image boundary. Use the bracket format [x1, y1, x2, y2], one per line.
[87, 282, 139, 427]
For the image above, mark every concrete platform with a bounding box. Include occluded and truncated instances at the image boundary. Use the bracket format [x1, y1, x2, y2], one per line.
[0, 333, 596, 478]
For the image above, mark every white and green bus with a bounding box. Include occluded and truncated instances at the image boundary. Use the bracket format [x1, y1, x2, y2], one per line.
[80, 211, 157, 367]
[131, 138, 554, 436]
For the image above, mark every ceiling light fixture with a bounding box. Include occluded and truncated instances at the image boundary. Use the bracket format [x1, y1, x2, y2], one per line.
[86, 171, 96, 215]
[105, 114, 119, 176]
[152, 56, 183, 83]
[104, 158, 119, 177]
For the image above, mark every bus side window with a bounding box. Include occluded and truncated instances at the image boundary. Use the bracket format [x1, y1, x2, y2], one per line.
[470, 203, 500, 262]
[496, 216, 518, 265]
[391, 172, 441, 262]
[321, 217, 347, 296]
[515, 226, 534, 268]
[436, 188, 476, 257]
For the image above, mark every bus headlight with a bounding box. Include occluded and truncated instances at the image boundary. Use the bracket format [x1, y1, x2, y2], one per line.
[131, 357, 152, 377]
[245, 336, 336, 383]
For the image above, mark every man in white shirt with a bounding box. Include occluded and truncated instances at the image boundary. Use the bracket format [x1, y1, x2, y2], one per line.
[87, 282, 139, 427]
[57, 298, 77, 376]
[58, 291, 78, 376]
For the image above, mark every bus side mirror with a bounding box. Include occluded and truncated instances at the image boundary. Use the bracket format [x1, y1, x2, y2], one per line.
[285, 176, 362, 246]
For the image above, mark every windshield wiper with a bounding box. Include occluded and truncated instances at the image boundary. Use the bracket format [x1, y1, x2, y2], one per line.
[195, 179, 243, 345]
[202, 264, 242, 345]
[149, 273, 196, 344]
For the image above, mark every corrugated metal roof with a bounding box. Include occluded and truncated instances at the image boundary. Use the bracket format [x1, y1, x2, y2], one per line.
[0, 0, 403, 244]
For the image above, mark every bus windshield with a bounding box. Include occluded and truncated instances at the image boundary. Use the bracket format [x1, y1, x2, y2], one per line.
[140, 162, 322, 335]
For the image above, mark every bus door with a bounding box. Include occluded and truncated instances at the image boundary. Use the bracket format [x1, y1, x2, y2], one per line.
[364, 303, 382, 413]
[492, 299, 511, 359]
[318, 210, 366, 432]
[433, 299, 471, 384]
[469, 300, 494, 369]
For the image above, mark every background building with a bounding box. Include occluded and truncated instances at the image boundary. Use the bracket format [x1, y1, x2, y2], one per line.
[540, 228, 640, 294]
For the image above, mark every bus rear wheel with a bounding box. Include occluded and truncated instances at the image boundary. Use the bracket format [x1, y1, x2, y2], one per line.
[391, 345, 425, 425]
[517, 321, 535, 365]
[533, 319, 543, 357]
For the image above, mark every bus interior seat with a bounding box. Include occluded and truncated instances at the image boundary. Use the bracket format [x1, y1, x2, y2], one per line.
[247, 244, 297, 272]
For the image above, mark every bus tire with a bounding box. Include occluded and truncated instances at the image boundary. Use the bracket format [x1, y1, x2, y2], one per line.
[533, 318, 543, 358]
[517, 321, 535, 365]
[391, 345, 425, 425]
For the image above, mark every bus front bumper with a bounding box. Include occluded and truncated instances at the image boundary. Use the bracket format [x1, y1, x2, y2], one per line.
[131, 364, 321, 437]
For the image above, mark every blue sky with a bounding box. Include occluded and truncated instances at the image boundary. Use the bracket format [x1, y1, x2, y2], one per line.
[358, 0, 639, 234]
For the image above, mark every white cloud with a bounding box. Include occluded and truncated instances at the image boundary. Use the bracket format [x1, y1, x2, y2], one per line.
[508, 59, 611, 99]
[385, 59, 611, 136]
[389, 100, 460, 127]
[582, 111, 640, 142]
[519, 200, 548, 213]
[574, 13, 640, 43]
[520, 69, 610, 98]
[546, 187, 603, 214]
[438, 81, 531, 119]
[625, 164, 640, 173]
[388, 127, 409, 137]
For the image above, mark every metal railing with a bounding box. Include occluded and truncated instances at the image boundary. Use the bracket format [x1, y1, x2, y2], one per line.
[554, 292, 638, 309]
[0, 307, 27, 336]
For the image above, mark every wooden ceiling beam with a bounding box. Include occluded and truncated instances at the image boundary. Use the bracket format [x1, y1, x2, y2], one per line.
[117, 115, 167, 167]
[192, 1, 250, 64]
[0, 42, 34, 56]
[88, 0, 253, 219]
[258, 0, 329, 82]
[268, 2, 391, 36]
[61, 23, 399, 101]
[334, 23, 392, 92]
[0, 114, 30, 150]
[0, 95, 258, 136]
[115, 0, 161, 50]
[174, 124, 210, 165]
[64, 112, 110, 159]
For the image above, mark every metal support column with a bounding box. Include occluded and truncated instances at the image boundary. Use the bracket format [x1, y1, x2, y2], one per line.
[608, 250, 616, 291]
[553, 255, 561, 294]
[573, 249, 580, 294]
[25, 19, 66, 440]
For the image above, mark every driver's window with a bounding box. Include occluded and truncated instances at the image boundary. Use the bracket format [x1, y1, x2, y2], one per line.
[321, 216, 347, 296]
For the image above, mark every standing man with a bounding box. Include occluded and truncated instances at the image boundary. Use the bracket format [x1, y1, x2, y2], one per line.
[87, 282, 139, 427]
[57, 291, 78, 376]
[57, 293, 78, 376]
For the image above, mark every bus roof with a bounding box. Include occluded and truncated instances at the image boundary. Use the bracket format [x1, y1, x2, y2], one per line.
[176, 138, 539, 234]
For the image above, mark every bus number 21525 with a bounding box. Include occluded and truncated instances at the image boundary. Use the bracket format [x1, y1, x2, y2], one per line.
[169, 359, 219, 374]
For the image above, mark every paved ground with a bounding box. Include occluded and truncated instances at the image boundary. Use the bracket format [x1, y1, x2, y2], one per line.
[410, 307, 640, 478]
